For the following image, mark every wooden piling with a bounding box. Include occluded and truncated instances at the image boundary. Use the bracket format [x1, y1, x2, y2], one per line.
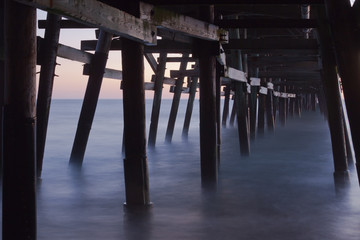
[229, 95, 236, 126]
[3, 1, 37, 238]
[317, 7, 349, 183]
[198, 5, 218, 186]
[69, 30, 113, 168]
[36, 13, 61, 177]
[295, 95, 301, 117]
[279, 84, 286, 126]
[148, 52, 167, 147]
[165, 54, 189, 143]
[222, 85, 231, 127]
[266, 82, 275, 131]
[216, 62, 223, 161]
[122, 38, 150, 205]
[182, 76, 198, 138]
[249, 85, 258, 139]
[258, 85, 266, 136]
[0, 0, 4, 176]
[311, 92, 316, 112]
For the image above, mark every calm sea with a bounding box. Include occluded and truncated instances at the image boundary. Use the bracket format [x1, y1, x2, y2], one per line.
[5, 99, 360, 239]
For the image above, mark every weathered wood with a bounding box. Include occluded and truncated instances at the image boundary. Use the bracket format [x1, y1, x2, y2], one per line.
[122, 38, 150, 205]
[69, 31, 113, 168]
[198, 6, 218, 187]
[278, 84, 287, 126]
[3, 1, 37, 238]
[144, 53, 157, 73]
[216, 62, 223, 162]
[215, 18, 318, 29]
[182, 77, 198, 138]
[258, 86, 266, 136]
[38, 19, 90, 29]
[148, 52, 167, 147]
[165, 54, 189, 143]
[82, 39, 193, 53]
[225, 66, 247, 82]
[266, 82, 275, 131]
[229, 96, 236, 126]
[17, 0, 156, 44]
[83, 64, 122, 80]
[317, 10, 349, 182]
[57, 41, 93, 63]
[222, 85, 231, 126]
[140, 2, 222, 41]
[324, 0, 360, 183]
[249, 76, 260, 139]
[165, 57, 197, 63]
[170, 69, 198, 78]
[36, 13, 61, 178]
[0, 0, 4, 175]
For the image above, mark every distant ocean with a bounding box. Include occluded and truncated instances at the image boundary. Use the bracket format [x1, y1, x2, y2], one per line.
[7, 99, 360, 240]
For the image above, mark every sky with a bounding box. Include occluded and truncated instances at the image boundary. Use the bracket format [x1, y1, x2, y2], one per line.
[36, 10, 196, 99]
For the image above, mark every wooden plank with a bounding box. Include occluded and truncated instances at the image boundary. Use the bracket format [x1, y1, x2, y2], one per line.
[215, 18, 318, 29]
[83, 64, 122, 80]
[140, 2, 222, 41]
[170, 69, 199, 78]
[38, 19, 90, 29]
[57, 42, 93, 64]
[225, 66, 247, 82]
[81, 39, 193, 53]
[16, 0, 157, 44]
[164, 57, 196, 62]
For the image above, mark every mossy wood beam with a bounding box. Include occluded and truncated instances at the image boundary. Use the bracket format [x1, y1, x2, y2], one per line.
[15, 0, 156, 44]
[140, 2, 224, 42]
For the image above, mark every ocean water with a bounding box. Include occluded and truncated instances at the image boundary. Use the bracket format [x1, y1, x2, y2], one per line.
[5, 99, 360, 239]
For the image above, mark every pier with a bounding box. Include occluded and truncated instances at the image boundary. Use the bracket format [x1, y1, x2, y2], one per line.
[1, 0, 360, 239]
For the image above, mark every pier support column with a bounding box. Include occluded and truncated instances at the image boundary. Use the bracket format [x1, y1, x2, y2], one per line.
[148, 52, 167, 147]
[36, 13, 61, 177]
[324, 0, 360, 182]
[3, 1, 37, 238]
[317, 7, 349, 184]
[258, 89, 266, 136]
[122, 38, 150, 205]
[165, 54, 188, 143]
[182, 76, 198, 138]
[249, 72, 259, 139]
[279, 84, 286, 126]
[198, 6, 218, 187]
[222, 84, 230, 127]
[266, 82, 275, 132]
[0, 0, 4, 175]
[69, 30, 113, 168]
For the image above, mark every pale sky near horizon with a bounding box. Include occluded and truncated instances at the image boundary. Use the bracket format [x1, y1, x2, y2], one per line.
[36, 10, 197, 100]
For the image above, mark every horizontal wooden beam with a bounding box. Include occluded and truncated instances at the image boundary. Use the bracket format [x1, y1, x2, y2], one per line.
[38, 19, 90, 29]
[56, 42, 93, 64]
[164, 57, 197, 62]
[140, 2, 223, 41]
[17, 0, 156, 44]
[225, 38, 318, 50]
[146, 0, 324, 4]
[81, 39, 193, 53]
[170, 69, 198, 78]
[215, 18, 318, 29]
[83, 64, 122, 80]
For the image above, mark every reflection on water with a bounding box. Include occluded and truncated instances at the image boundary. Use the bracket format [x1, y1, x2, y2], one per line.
[2, 100, 360, 239]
